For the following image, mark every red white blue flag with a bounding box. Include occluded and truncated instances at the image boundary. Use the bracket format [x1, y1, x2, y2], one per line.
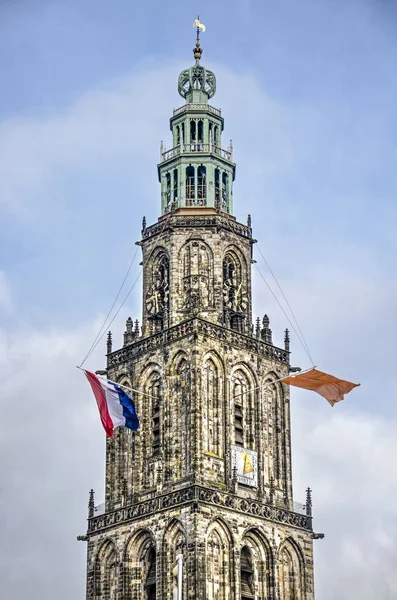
[83, 370, 139, 437]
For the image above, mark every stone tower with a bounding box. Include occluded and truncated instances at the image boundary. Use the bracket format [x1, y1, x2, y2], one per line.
[84, 26, 316, 600]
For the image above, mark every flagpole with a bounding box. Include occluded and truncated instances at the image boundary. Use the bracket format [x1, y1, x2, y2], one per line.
[76, 366, 159, 400]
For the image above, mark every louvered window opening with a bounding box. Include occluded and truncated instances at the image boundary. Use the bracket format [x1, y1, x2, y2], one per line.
[152, 405, 160, 454]
[241, 550, 254, 600]
[145, 556, 156, 600]
[235, 404, 244, 446]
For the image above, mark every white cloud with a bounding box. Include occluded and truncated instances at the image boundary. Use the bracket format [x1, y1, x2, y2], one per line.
[0, 271, 12, 312]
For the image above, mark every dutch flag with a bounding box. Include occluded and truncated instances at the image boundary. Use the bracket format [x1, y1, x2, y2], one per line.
[83, 370, 139, 437]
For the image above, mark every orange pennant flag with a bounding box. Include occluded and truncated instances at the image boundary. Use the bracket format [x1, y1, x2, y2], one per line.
[282, 368, 360, 407]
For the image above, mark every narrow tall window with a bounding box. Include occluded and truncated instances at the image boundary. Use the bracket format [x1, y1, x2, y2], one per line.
[144, 548, 156, 600]
[222, 172, 228, 210]
[166, 172, 171, 210]
[176, 125, 181, 146]
[240, 547, 255, 600]
[190, 120, 197, 145]
[214, 125, 219, 146]
[215, 168, 220, 205]
[149, 377, 161, 455]
[186, 166, 195, 205]
[173, 169, 178, 203]
[233, 375, 245, 447]
[198, 120, 204, 146]
[197, 166, 206, 205]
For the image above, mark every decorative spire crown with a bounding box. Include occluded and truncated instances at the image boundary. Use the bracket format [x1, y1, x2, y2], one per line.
[178, 18, 216, 102]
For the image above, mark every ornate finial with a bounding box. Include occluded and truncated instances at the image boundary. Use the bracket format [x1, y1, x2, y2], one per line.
[247, 214, 252, 228]
[88, 489, 95, 518]
[261, 315, 273, 345]
[124, 318, 134, 346]
[193, 17, 206, 61]
[255, 317, 261, 337]
[142, 216, 146, 232]
[134, 319, 140, 335]
[306, 487, 313, 517]
[106, 331, 112, 354]
[284, 328, 290, 352]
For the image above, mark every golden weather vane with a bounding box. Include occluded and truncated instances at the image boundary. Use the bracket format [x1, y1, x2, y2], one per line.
[192, 17, 206, 60]
[193, 17, 206, 33]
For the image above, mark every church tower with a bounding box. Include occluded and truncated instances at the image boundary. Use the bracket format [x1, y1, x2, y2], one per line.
[84, 24, 316, 600]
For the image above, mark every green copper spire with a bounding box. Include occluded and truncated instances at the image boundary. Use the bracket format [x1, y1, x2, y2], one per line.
[158, 20, 235, 215]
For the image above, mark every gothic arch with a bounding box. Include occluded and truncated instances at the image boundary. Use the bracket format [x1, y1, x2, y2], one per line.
[240, 528, 274, 599]
[222, 245, 248, 281]
[230, 364, 258, 449]
[206, 519, 234, 600]
[168, 352, 191, 480]
[94, 539, 119, 600]
[278, 538, 305, 600]
[124, 528, 157, 600]
[179, 238, 214, 311]
[222, 245, 249, 332]
[138, 365, 164, 489]
[145, 246, 170, 331]
[202, 351, 225, 457]
[162, 519, 188, 600]
[262, 372, 288, 494]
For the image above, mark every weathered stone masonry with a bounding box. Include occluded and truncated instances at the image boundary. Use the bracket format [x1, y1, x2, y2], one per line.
[84, 33, 316, 600]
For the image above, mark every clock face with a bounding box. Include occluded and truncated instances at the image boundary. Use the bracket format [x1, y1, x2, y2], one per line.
[223, 278, 248, 313]
[146, 281, 169, 316]
[231, 445, 258, 487]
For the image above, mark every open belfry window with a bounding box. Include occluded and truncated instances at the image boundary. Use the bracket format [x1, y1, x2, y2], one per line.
[149, 376, 161, 455]
[233, 375, 245, 446]
[144, 548, 156, 600]
[186, 166, 195, 204]
[240, 547, 255, 600]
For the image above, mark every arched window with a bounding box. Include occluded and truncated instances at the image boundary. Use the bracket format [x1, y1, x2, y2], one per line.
[203, 359, 221, 456]
[223, 250, 246, 331]
[186, 166, 195, 205]
[162, 520, 187, 599]
[232, 370, 255, 449]
[198, 120, 204, 145]
[197, 166, 206, 205]
[215, 168, 220, 205]
[240, 546, 255, 600]
[190, 120, 197, 143]
[147, 251, 169, 332]
[144, 547, 156, 600]
[206, 523, 232, 600]
[165, 172, 171, 210]
[279, 543, 303, 600]
[176, 125, 181, 147]
[181, 122, 185, 145]
[149, 376, 161, 455]
[95, 540, 118, 600]
[222, 172, 228, 211]
[180, 240, 213, 311]
[125, 530, 156, 600]
[173, 168, 178, 203]
[214, 125, 219, 146]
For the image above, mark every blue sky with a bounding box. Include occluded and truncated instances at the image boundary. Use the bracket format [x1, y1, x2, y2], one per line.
[1, 1, 397, 598]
